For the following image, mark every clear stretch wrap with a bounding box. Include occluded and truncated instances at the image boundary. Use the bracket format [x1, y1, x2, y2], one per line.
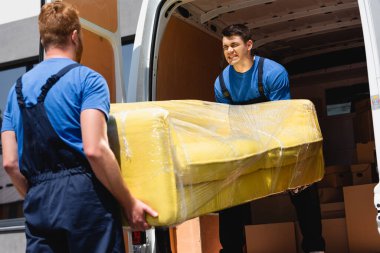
[107, 99, 324, 226]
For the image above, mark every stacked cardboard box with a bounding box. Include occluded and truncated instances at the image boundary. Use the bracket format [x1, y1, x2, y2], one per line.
[353, 98, 374, 143]
[320, 113, 356, 165]
[295, 218, 349, 253]
[351, 163, 373, 185]
[318, 165, 352, 188]
[344, 184, 380, 253]
[356, 141, 376, 163]
[350, 99, 377, 186]
[245, 222, 297, 253]
[317, 165, 352, 204]
[174, 215, 221, 253]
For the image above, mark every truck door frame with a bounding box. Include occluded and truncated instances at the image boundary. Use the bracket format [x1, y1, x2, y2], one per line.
[358, 0, 380, 233]
[127, 0, 193, 102]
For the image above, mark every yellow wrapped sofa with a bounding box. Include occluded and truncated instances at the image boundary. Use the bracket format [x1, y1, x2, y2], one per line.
[107, 99, 324, 226]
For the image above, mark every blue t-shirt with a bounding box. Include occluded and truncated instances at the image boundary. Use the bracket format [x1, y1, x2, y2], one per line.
[1, 58, 110, 161]
[214, 56, 291, 103]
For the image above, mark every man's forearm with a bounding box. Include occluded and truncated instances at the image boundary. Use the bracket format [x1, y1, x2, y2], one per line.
[2, 131, 28, 197]
[5, 166, 28, 197]
[81, 109, 157, 230]
[85, 142, 134, 210]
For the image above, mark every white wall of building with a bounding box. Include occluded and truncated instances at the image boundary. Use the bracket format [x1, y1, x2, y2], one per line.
[0, 17, 39, 65]
[0, 67, 27, 112]
[0, 0, 142, 65]
[0, 0, 40, 26]
[0, 232, 26, 253]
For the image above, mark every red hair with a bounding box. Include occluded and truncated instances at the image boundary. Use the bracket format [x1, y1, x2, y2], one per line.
[39, 1, 81, 49]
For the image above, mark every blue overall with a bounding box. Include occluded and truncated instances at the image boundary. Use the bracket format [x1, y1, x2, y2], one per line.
[16, 64, 125, 253]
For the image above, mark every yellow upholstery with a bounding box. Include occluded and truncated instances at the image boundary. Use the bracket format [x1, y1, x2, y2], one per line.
[108, 100, 324, 226]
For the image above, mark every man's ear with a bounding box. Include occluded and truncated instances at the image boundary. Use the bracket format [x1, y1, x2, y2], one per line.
[247, 40, 253, 51]
[71, 30, 79, 45]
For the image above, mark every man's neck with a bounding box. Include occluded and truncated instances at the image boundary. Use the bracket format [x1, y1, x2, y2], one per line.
[232, 55, 254, 73]
[44, 47, 76, 61]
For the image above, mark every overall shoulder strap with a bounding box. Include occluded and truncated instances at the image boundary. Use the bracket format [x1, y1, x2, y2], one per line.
[218, 69, 233, 103]
[257, 56, 265, 96]
[38, 63, 81, 103]
[15, 77, 25, 108]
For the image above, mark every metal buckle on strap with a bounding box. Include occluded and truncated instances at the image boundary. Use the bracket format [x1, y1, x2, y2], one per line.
[223, 90, 230, 97]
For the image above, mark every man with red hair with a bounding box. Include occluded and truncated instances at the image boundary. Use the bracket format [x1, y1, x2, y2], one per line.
[1, 1, 157, 252]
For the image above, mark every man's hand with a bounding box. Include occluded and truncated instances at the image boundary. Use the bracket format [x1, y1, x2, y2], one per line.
[123, 197, 158, 231]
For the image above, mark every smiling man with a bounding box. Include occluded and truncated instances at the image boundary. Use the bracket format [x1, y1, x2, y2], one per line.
[214, 24, 325, 253]
[215, 24, 290, 104]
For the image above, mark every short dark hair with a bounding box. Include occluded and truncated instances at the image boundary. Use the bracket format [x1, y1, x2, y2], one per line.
[222, 24, 252, 42]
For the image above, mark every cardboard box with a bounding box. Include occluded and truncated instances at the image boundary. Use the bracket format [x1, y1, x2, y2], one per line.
[295, 218, 349, 253]
[199, 215, 222, 253]
[250, 193, 296, 224]
[320, 113, 355, 150]
[350, 163, 373, 185]
[354, 98, 371, 113]
[318, 165, 352, 188]
[356, 141, 376, 163]
[343, 184, 380, 253]
[175, 214, 222, 253]
[354, 110, 374, 143]
[320, 202, 345, 219]
[323, 147, 357, 166]
[245, 222, 297, 253]
[353, 99, 374, 143]
[176, 217, 202, 253]
[318, 187, 344, 203]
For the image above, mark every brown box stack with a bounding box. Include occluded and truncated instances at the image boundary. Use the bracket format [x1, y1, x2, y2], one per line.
[318, 165, 353, 188]
[356, 141, 376, 164]
[350, 163, 373, 185]
[245, 222, 297, 253]
[353, 98, 374, 143]
[344, 184, 380, 252]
